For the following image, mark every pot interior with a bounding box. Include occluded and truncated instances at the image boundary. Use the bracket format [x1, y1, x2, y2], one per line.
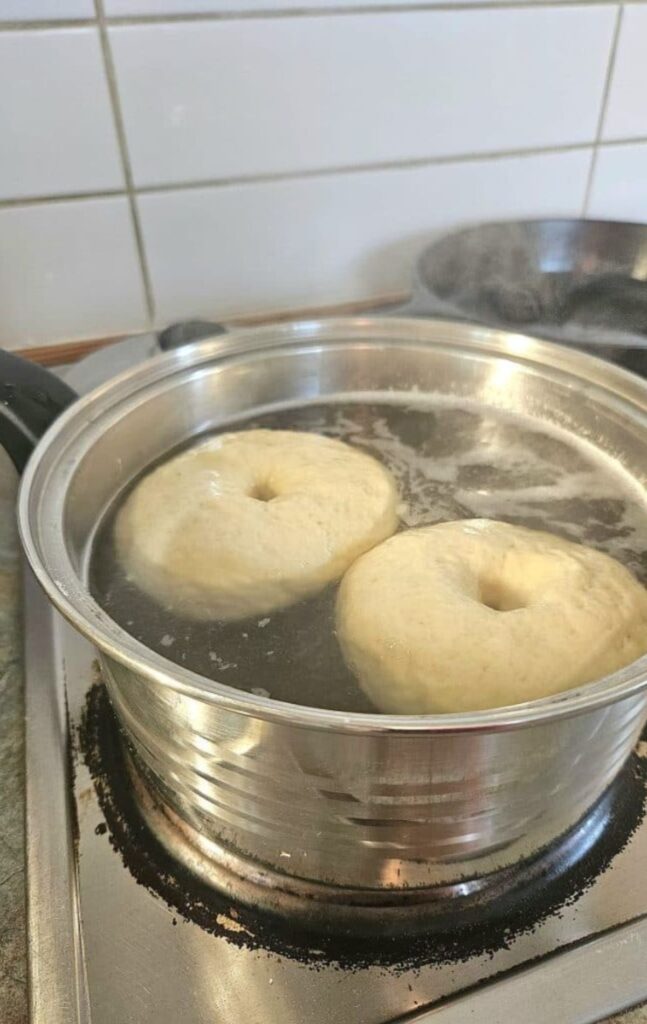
[91, 391, 647, 713]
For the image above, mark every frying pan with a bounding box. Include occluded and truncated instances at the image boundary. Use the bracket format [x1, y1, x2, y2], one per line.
[387, 218, 647, 374]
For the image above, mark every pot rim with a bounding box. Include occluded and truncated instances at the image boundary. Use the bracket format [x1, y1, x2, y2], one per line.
[17, 316, 647, 734]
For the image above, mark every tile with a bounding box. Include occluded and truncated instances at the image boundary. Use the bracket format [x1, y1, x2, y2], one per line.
[588, 143, 647, 223]
[0, 29, 123, 201]
[110, 8, 613, 188]
[603, 6, 647, 141]
[139, 148, 590, 324]
[0, 0, 92, 19]
[0, 198, 149, 349]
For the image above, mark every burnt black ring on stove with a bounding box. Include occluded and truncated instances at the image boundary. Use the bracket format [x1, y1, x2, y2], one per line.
[78, 678, 647, 971]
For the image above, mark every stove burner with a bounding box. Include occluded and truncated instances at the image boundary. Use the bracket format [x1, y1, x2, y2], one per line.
[78, 679, 647, 971]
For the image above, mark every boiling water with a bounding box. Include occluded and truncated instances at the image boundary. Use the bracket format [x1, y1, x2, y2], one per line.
[90, 399, 647, 713]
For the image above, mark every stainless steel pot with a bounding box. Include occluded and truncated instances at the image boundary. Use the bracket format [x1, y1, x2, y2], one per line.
[7, 318, 647, 907]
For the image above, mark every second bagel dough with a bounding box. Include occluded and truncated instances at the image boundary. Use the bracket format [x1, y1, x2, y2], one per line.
[116, 428, 399, 621]
[336, 519, 647, 713]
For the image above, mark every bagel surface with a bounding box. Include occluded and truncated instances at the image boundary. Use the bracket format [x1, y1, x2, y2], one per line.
[336, 519, 647, 713]
[116, 428, 399, 621]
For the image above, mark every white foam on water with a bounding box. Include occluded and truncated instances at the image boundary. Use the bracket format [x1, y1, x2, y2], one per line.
[317, 392, 647, 581]
[208, 651, 237, 671]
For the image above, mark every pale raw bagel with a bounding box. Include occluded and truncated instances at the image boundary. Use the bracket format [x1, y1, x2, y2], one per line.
[116, 429, 398, 621]
[336, 519, 647, 713]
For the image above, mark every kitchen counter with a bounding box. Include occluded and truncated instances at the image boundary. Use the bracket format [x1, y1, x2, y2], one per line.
[0, 445, 645, 1024]
[0, 449, 26, 1024]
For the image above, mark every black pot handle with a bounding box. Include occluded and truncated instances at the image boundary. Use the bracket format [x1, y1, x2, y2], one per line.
[0, 350, 77, 473]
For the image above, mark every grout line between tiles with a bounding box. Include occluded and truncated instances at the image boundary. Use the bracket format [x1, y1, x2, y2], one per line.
[102, 1, 634, 19]
[582, 2, 624, 214]
[93, 0, 156, 323]
[602, 134, 647, 146]
[0, 19, 95, 30]
[2, 136, 647, 213]
[132, 141, 598, 196]
[0, 189, 125, 210]
[0, 142, 593, 211]
[0, 0, 647, 30]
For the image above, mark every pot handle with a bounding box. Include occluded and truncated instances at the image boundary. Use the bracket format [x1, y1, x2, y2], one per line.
[0, 350, 77, 473]
[158, 319, 227, 351]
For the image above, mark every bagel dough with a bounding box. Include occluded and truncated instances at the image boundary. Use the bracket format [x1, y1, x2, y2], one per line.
[116, 429, 398, 621]
[336, 519, 647, 713]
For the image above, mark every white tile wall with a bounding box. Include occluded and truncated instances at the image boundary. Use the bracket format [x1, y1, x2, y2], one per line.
[588, 143, 647, 223]
[0, 198, 148, 348]
[0, 29, 123, 201]
[0, 3, 645, 351]
[140, 149, 591, 322]
[110, 9, 614, 187]
[0, 0, 93, 20]
[602, 6, 647, 141]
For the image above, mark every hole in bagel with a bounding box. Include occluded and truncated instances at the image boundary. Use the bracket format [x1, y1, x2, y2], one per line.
[479, 577, 526, 612]
[249, 481, 277, 502]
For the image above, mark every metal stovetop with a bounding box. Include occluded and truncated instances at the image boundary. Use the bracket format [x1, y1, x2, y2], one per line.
[25, 327, 647, 1024]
